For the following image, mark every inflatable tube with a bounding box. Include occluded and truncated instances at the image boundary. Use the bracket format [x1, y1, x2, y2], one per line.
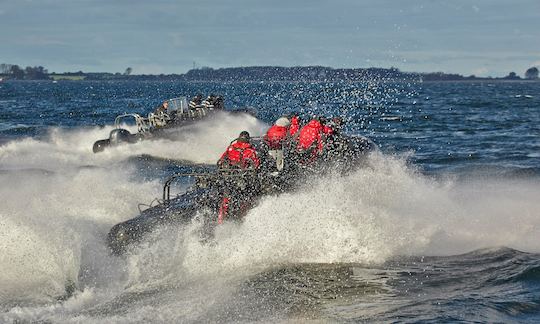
[92, 139, 110, 153]
[107, 188, 214, 255]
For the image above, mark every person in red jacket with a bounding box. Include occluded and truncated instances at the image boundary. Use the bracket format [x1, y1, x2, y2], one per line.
[264, 116, 291, 171]
[218, 131, 260, 169]
[264, 116, 291, 150]
[296, 117, 333, 163]
[289, 113, 301, 137]
[217, 131, 260, 224]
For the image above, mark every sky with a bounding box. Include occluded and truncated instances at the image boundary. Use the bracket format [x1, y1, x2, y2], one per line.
[0, 0, 539, 77]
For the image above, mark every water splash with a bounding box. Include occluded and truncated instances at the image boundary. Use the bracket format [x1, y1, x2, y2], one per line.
[129, 153, 540, 281]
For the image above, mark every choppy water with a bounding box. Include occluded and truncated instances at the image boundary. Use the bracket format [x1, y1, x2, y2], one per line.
[0, 80, 539, 323]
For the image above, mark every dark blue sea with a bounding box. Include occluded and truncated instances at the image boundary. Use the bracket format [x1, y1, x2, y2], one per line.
[0, 80, 539, 323]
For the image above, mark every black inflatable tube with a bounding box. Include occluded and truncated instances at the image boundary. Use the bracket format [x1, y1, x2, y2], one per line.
[92, 139, 110, 153]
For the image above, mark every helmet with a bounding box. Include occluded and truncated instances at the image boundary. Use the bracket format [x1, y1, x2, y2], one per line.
[275, 116, 291, 127]
[238, 131, 250, 142]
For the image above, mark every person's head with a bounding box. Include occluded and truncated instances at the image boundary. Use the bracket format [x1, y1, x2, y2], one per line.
[275, 116, 291, 127]
[238, 131, 251, 143]
[162, 101, 169, 109]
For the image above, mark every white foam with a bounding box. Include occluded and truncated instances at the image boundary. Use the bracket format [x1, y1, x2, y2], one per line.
[0, 166, 158, 305]
[116, 111, 268, 164]
[0, 111, 268, 315]
[2, 117, 540, 322]
[173, 153, 540, 276]
[0, 111, 268, 171]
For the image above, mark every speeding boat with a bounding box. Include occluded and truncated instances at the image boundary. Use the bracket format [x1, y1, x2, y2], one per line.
[93, 96, 223, 153]
[107, 134, 376, 255]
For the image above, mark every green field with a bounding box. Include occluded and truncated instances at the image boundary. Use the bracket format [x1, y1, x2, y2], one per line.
[49, 75, 86, 81]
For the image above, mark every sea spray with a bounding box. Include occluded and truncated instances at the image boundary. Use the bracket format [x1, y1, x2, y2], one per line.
[0, 110, 268, 171]
[0, 166, 158, 304]
[90, 111, 269, 164]
[0, 110, 268, 305]
[131, 153, 540, 282]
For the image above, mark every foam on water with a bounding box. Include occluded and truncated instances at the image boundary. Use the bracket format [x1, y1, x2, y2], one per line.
[0, 111, 267, 310]
[1, 112, 540, 322]
[170, 153, 540, 277]
[117, 152, 540, 294]
[153, 111, 268, 164]
[0, 166, 157, 305]
[0, 111, 267, 171]
[89, 111, 268, 165]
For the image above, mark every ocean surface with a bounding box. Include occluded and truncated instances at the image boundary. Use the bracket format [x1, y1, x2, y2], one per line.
[0, 80, 539, 323]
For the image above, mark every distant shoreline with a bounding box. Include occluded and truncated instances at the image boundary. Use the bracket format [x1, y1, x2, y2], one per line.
[2, 78, 539, 84]
[1, 65, 538, 82]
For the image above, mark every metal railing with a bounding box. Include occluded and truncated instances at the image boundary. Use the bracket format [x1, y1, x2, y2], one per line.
[114, 113, 151, 133]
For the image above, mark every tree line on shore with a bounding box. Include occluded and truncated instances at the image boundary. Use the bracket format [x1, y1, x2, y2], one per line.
[1, 63, 538, 82]
[0, 64, 49, 80]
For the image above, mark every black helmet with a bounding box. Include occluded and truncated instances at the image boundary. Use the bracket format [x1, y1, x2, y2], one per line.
[238, 131, 250, 142]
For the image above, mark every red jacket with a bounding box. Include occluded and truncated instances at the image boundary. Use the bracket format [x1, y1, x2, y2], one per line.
[297, 119, 325, 152]
[296, 119, 334, 152]
[289, 116, 301, 136]
[219, 141, 260, 169]
[323, 125, 334, 135]
[264, 124, 289, 149]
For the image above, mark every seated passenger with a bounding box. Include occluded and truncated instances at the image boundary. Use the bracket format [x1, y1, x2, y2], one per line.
[296, 117, 332, 163]
[189, 94, 203, 109]
[202, 94, 224, 110]
[217, 131, 260, 224]
[264, 116, 291, 150]
[289, 113, 302, 137]
[217, 131, 260, 169]
[150, 100, 171, 127]
[264, 116, 291, 171]
[213, 96, 224, 110]
[202, 94, 216, 108]
[154, 100, 169, 115]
